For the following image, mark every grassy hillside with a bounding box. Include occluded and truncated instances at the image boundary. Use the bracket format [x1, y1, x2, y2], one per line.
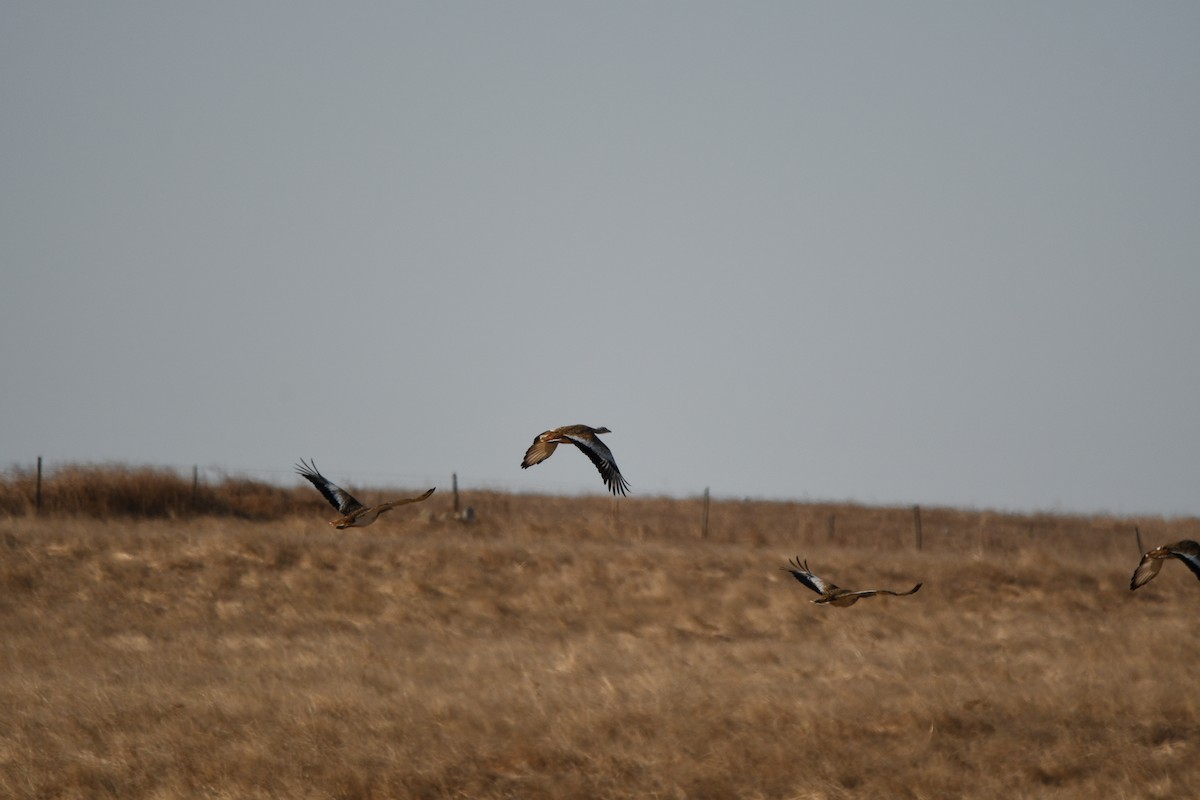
[1, 469, 1197, 798]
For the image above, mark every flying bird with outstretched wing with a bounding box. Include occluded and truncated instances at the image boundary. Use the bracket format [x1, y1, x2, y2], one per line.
[520, 424, 630, 496]
[1130, 539, 1200, 591]
[781, 557, 922, 607]
[295, 459, 434, 529]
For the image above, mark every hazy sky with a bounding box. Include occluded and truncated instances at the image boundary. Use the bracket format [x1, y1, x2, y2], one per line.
[3, 3, 1198, 516]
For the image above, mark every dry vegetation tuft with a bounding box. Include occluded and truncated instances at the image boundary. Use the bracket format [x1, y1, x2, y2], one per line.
[1, 466, 1198, 798]
[0, 463, 325, 520]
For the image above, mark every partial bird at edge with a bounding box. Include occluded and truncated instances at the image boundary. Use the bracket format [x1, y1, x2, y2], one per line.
[1129, 539, 1200, 591]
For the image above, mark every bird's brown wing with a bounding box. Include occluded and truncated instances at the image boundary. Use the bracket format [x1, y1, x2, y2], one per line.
[521, 435, 558, 469]
[868, 583, 923, 598]
[295, 460, 365, 515]
[378, 487, 437, 511]
[1130, 553, 1163, 591]
[564, 433, 629, 496]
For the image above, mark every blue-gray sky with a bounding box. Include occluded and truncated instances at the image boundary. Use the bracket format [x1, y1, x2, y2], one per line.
[3, 3, 1198, 516]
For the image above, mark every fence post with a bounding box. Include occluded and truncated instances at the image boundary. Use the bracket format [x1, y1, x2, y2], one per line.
[35, 456, 43, 515]
[452, 473, 460, 514]
[192, 465, 199, 509]
[701, 487, 710, 539]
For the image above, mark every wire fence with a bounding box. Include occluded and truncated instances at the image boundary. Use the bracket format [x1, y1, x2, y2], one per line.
[2, 456, 1182, 558]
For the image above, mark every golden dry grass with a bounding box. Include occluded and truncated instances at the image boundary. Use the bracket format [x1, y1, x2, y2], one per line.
[1, 476, 1198, 798]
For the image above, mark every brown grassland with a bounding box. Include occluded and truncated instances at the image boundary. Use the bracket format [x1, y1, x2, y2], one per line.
[1, 466, 1198, 799]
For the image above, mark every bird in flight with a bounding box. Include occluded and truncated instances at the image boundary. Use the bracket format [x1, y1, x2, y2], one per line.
[781, 557, 922, 607]
[1130, 539, 1200, 591]
[295, 459, 435, 529]
[520, 424, 630, 496]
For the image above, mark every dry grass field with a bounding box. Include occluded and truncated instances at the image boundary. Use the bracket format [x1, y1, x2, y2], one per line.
[1, 467, 1198, 798]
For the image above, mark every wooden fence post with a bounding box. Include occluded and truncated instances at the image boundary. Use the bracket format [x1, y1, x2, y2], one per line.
[913, 504, 923, 551]
[192, 465, 199, 509]
[452, 473, 460, 514]
[35, 456, 43, 515]
[701, 487, 710, 539]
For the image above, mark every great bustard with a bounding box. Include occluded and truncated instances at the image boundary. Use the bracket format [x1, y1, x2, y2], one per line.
[1130, 539, 1200, 591]
[781, 557, 922, 607]
[295, 459, 435, 529]
[520, 425, 630, 496]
